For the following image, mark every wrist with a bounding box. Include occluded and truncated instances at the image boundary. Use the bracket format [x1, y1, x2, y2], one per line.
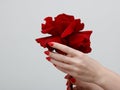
[93, 66, 108, 87]
[94, 67, 120, 90]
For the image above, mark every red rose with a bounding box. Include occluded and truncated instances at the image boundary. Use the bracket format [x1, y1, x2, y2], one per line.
[36, 13, 92, 53]
[41, 13, 84, 37]
[67, 31, 92, 53]
[36, 13, 93, 90]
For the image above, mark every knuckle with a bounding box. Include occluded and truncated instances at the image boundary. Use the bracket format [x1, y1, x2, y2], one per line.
[74, 58, 86, 69]
[74, 67, 80, 73]
[78, 52, 85, 58]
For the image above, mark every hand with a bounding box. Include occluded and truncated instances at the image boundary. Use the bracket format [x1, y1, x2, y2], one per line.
[65, 74, 104, 90]
[73, 80, 104, 90]
[45, 42, 105, 84]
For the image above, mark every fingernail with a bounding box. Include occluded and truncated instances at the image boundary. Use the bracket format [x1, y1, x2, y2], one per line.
[44, 51, 49, 55]
[46, 57, 51, 61]
[48, 42, 54, 47]
[64, 75, 68, 79]
[64, 74, 69, 79]
[70, 78, 76, 83]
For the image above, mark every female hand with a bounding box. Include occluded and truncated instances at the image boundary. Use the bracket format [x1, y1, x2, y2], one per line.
[44, 42, 120, 90]
[72, 80, 104, 90]
[44, 42, 105, 84]
[65, 74, 104, 90]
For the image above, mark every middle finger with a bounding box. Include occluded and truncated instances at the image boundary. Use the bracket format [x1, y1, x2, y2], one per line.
[48, 51, 74, 64]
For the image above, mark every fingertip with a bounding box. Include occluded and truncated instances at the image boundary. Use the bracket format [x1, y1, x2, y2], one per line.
[48, 42, 54, 47]
[70, 78, 76, 83]
[44, 51, 50, 55]
[46, 57, 51, 61]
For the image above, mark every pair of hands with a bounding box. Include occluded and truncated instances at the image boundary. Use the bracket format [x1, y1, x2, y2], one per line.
[44, 42, 104, 90]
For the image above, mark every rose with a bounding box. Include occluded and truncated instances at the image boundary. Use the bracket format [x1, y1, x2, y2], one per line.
[67, 31, 92, 53]
[36, 13, 92, 53]
[36, 13, 92, 90]
[41, 13, 84, 37]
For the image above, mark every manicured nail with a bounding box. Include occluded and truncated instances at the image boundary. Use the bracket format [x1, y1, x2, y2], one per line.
[70, 78, 76, 83]
[64, 74, 69, 79]
[44, 51, 49, 55]
[46, 57, 51, 61]
[64, 75, 68, 79]
[48, 42, 54, 47]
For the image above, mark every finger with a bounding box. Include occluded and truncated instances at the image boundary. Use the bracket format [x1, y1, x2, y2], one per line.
[50, 58, 76, 75]
[55, 65, 68, 74]
[49, 51, 73, 64]
[73, 87, 77, 90]
[48, 42, 83, 56]
[50, 58, 72, 71]
[54, 65, 77, 78]
[64, 74, 71, 79]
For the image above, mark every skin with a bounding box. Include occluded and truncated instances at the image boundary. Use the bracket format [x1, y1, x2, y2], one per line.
[68, 77, 104, 90]
[45, 42, 120, 90]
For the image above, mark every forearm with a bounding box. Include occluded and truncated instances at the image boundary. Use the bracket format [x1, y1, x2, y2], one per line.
[95, 67, 120, 90]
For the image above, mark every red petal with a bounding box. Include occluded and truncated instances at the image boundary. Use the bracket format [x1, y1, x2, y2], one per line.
[75, 23, 84, 32]
[41, 17, 55, 34]
[44, 17, 53, 22]
[61, 19, 84, 38]
[61, 20, 76, 38]
[41, 27, 54, 34]
[41, 23, 45, 29]
[68, 31, 92, 53]
[35, 36, 63, 48]
[55, 13, 74, 22]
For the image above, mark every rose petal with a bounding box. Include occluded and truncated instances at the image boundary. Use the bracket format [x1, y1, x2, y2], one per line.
[67, 31, 92, 53]
[36, 36, 63, 48]
[73, 19, 84, 32]
[44, 17, 53, 22]
[54, 13, 74, 22]
[41, 17, 55, 34]
[61, 19, 84, 38]
[75, 22, 84, 32]
[41, 27, 54, 34]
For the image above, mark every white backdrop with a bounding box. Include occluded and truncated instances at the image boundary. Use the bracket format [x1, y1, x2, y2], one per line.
[0, 0, 120, 90]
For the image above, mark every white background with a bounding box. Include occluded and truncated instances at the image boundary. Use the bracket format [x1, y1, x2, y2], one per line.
[0, 0, 120, 90]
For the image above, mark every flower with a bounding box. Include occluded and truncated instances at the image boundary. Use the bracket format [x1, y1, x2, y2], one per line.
[36, 13, 93, 90]
[36, 13, 92, 53]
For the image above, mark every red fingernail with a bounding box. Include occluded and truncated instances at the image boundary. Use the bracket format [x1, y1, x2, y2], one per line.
[70, 78, 76, 83]
[44, 51, 49, 55]
[46, 57, 51, 61]
[48, 42, 54, 47]
[64, 75, 68, 79]
[64, 74, 69, 79]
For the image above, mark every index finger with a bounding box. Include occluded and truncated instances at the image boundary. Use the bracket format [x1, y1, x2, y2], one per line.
[48, 42, 83, 56]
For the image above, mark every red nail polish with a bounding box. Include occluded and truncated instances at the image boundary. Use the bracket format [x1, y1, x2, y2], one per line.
[44, 51, 49, 55]
[70, 78, 76, 83]
[48, 42, 54, 47]
[46, 57, 51, 61]
[64, 74, 69, 79]
[64, 75, 68, 79]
